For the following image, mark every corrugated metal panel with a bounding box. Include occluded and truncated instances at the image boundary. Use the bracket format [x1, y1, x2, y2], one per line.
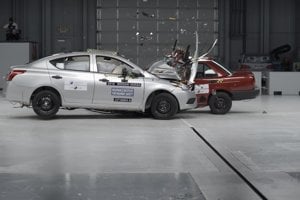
[94, 0, 218, 67]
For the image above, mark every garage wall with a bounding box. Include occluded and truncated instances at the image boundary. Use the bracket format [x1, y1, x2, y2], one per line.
[296, 0, 300, 60]
[42, 0, 97, 56]
[221, 0, 298, 69]
[96, 0, 219, 67]
[0, 0, 96, 58]
[0, 0, 299, 69]
[270, 0, 295, 52]
[51, 0, 84, 53]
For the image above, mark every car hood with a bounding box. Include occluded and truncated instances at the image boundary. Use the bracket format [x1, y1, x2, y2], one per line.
[147, 60, 181, 81]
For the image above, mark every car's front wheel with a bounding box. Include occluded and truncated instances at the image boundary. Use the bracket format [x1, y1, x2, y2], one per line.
[209, 92, 232, 114]
[32, 90, 60, 119]
[151, 93, 178, 119]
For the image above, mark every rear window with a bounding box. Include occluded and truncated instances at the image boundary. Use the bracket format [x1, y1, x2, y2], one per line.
[50, 56, 90, 72]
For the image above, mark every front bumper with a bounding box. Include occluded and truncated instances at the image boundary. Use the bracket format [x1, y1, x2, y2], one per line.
[173, 88, 197, 110]
[231, 87, 260, 100]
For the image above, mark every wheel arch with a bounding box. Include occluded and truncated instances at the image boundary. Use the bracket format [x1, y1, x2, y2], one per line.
[208, 89, 233, 114]
[209, 89, 232, 99]
[30, 86, 62, 105]
[145, 90, 180, 111]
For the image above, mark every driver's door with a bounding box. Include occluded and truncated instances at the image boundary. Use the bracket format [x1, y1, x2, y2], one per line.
[195, 63, 220, 106]
[92, 56, 145, 110]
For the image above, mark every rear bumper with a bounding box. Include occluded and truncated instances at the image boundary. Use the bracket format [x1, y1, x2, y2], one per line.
[231, 87, 260, 100]
[5, 81, 32, 105]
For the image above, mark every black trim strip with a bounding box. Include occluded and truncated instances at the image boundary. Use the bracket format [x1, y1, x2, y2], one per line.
[191, 127, 268, 200]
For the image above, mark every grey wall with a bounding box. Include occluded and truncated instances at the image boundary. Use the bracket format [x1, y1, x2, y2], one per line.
[221, 0, 298, 69]
[0, 0, 299, 69]
[0, 0, 16, 41]
[0, 0, 96, 58]
[96, 0, 218, 67]
[296, 0, 300, 60]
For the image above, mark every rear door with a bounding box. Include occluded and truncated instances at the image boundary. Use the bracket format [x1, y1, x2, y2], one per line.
[47, 55, 95, 104]
[92, 55, 145, 110]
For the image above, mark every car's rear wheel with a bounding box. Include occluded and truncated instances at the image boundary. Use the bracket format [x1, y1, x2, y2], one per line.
[32, 90, 60, 119]
[151, 93, 178, 119]
[209, 92, 232, 114]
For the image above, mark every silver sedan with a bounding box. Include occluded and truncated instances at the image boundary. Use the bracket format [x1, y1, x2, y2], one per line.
[5, 50, 196, 119]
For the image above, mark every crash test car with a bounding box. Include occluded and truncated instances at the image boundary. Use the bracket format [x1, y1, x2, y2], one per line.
[5, 50, 196, 119]
[148, 35, 259, 114]
[149, 57, 259, 114]
[192, 58, 259, 114]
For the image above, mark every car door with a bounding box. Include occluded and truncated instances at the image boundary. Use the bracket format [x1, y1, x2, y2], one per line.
[47, 55, 95, 104]
[92, 55, 145, 110]
[194, 63, 220, 106]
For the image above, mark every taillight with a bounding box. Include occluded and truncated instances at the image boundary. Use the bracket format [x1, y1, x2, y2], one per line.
[6, 70, 26, 81]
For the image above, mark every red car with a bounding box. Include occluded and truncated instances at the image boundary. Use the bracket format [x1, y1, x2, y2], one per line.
[148, 34, 259, 114]
[193, 58, 259, 114]
[148, 53, 259, 115]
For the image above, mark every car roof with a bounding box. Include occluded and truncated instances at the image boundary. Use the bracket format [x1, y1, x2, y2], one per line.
[34, 50, 120, 62]
[48, 50, 117, 57]
[86, 49, 118, 56]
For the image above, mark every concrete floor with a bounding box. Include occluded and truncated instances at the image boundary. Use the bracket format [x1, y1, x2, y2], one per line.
[1, 94, 300, 200]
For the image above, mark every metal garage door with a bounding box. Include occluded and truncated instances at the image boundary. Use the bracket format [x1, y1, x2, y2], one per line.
[96, 0, 218, 68]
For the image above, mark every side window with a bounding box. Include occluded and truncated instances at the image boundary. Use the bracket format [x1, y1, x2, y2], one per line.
[50, 56, 90, 72]
[96, 56, 132, 75]
[196, 63, 218, 78]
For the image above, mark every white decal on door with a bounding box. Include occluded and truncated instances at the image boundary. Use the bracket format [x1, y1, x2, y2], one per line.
[195, 84, 209, 94]
[111, 88, 134, 97]
[64, 81, 87, 91]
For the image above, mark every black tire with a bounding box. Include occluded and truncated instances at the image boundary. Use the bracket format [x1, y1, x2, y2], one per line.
[151, 93, 178, 119]
[208, 92, 232, 114]
[32, 90, 60, 119]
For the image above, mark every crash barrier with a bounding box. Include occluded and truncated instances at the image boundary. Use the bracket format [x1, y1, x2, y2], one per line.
[268, 72, 300, 95]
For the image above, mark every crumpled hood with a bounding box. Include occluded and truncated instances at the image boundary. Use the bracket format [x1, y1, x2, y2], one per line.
[147, 60, 181, 81]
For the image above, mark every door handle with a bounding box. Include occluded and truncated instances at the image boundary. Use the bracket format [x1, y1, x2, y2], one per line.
[99, 78, 109, 82]
[51, 75, 62, 79]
